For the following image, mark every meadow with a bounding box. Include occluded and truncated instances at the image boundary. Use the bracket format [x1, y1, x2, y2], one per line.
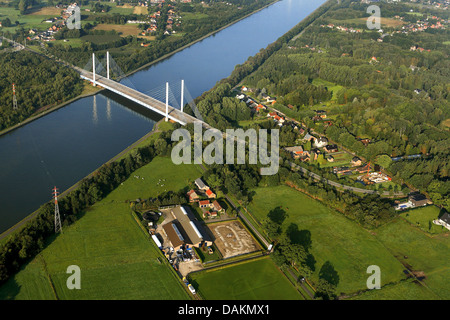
[189, 257, 303, 300]
[372, 218, 449, 299]
[246, 185, 407, 296]
[0, 156, 201, 299]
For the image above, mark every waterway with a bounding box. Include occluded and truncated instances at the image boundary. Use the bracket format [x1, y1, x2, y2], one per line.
[0, 0, 326, 234]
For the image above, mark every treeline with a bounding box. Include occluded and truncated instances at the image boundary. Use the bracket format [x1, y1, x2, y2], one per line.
[0, 51, 83, 131]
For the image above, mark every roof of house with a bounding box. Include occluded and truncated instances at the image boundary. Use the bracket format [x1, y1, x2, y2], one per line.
[439, 212, 450, 224]
[199, 200, 210, 206]
[206, 189, 214, 196]
[212, 200, 222, 211]
[285, 146, 304, 154]
[409, 194, 427, 202]
[195, 178, 207, 189]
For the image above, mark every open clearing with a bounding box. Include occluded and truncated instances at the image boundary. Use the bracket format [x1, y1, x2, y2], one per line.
[209, 220, 261, 258]
[133, 6, 148, 15]
[190, 257, 303, 300]
[0, 156, 200, 299]
[93, 24, 142, 37]
[28, 7, 62, 16]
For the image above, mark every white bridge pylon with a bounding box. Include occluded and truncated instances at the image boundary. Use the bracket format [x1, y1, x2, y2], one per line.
[79, 52, 204, 126]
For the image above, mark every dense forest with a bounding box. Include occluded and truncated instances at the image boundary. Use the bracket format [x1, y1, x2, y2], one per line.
[0, 51, 83, 131]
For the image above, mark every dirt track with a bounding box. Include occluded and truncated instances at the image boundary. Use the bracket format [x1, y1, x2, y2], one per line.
[210, 221, 260, 258]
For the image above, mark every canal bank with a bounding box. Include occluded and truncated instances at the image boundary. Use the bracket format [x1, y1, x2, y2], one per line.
[0, 118, 166, 242]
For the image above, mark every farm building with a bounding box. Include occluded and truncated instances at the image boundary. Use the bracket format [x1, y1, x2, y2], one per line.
[162, 206, 212, 251]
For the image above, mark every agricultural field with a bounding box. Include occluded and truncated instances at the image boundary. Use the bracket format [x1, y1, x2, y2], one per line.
[0, 156, 201, 300]
[246, 185, 407, 296]
[189, 257, 303, 300]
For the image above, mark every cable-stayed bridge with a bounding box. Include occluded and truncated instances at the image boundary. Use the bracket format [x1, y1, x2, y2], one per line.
[75, 52, 209, 128]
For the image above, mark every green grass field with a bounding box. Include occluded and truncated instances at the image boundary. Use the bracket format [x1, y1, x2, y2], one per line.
[246, 185, 408, 296]
[349, 278, 439, 300]
[372, 218, 449, 299]
[190, 257, 303, 300]
[400, 205, 447, 235]
[0, 156, 201, 300]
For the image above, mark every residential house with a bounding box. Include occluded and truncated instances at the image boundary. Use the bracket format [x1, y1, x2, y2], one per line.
[409, 194, 429, 207]
[324, 144, 338, 153]
[195, 178, 209, 191]
[285, 146, 309, 160]
[205, 189, 216, 199]
[212, 200, 225, 214]
[199, 200, 213, 209]
[433, 212, 450, 231]
[351, 157, 362, 166]
[314, 137, 328, 148]
[186, 189, 199, 202]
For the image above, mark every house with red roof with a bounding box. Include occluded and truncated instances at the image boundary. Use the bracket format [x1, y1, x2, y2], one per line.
[205, 189, 216, 199]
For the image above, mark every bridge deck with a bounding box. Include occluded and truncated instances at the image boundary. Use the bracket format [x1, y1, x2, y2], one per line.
[78, 69, 208, 128]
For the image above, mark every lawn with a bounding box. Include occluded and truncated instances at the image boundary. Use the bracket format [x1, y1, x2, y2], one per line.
[246, 185, 407, 296]
[189, 257, 303, 300]
[400, 205, 448, 235]
[0, 156, 200, 300]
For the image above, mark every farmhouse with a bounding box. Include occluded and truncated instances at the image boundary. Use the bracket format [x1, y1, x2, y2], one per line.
[162, 206, 212, 251]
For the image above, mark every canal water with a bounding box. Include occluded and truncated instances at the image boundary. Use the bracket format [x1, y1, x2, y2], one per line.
[0, 0, 326, 234]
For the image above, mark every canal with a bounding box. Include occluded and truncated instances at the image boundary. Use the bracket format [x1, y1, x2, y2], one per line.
[0, 0, 326, 234]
